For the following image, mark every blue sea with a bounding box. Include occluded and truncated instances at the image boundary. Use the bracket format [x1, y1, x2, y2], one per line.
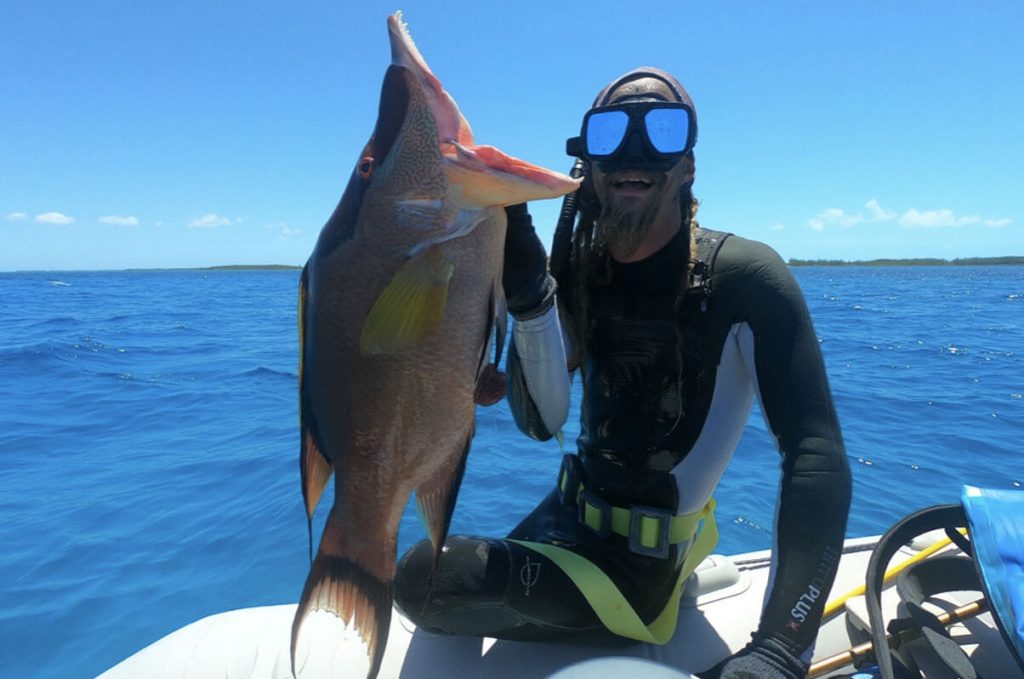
[1, 266, 1021, 678]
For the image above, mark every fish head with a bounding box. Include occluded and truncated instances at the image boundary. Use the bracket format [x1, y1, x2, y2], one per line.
[350, 12, 581, 242]
[352, 63, 445, 233]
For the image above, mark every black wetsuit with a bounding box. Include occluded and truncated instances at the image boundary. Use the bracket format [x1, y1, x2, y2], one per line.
[394, 225, 851, 659]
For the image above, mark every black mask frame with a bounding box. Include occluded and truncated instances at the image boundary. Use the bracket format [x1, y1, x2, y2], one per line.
[566, 101, 697, 161]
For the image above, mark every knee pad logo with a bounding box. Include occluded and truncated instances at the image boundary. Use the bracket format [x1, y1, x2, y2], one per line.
[520, 555, 543, 596]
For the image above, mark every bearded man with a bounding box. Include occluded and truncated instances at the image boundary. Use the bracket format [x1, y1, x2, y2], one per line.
[395, 67, 852, 679]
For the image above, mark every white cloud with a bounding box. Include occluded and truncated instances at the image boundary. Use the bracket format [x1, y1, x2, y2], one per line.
[266, 221, 302, 240]
[898, 208, 981, 229]
[770, 223, 786, 231]
[808, 208, 863, 232]
[865, 199, 895, 222]
[805, 200, 1011, 232]
[35, 212, 75, 225]
[188, 213, 232, 228]
[5, 212, 28, 221]
[99, 215, 139, 226]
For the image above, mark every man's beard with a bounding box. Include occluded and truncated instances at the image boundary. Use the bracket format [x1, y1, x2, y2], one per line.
[593, 190, 664, 261]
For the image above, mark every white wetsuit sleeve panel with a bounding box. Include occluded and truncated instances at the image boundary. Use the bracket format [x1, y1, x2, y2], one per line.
[507, 303, 570, 439]
[670, 323, 754, 514]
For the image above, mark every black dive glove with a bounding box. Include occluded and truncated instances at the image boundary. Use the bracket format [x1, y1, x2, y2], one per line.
[698, 636, 808, 679]
[503, 203, 555, 320]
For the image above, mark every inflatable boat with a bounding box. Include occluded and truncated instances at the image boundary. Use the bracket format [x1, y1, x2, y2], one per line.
[99, 527, 1021, 678]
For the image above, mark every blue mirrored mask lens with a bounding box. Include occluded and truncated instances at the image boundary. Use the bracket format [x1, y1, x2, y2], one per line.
[644, 108, 689, 154]
[585, 110, 629, 156]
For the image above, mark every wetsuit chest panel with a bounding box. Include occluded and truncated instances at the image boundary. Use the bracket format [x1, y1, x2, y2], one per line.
[577, 229, 728, 477]
[584, 315, 683, 459]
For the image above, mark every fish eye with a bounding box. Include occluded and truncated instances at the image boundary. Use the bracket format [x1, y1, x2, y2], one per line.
[358, 157, 374, 178]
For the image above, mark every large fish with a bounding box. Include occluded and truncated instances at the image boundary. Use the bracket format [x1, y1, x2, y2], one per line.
[290, 11, 580, 678]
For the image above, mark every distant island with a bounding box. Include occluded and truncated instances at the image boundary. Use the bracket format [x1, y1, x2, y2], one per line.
[169, 256, 1024, 272]
[788, 256, 1024, 267]
[202, 258, 1024, 271]
[203, 264, 302, 270]
[12, 257, 1022, 274]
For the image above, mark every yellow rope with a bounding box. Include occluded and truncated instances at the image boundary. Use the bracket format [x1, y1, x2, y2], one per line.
[821, 528, 967, 622]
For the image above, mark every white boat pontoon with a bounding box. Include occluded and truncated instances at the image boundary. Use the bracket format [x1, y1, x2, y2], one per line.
[100, 530, 1020, 678]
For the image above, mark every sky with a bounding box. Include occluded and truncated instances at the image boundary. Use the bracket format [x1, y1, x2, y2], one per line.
[2, 1, 1022, 271]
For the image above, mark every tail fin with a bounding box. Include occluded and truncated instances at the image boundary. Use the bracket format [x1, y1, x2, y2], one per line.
[290, 522, 393, 678]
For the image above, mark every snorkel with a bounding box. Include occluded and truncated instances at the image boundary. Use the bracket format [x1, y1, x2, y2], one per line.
[549, 157, 585, 287]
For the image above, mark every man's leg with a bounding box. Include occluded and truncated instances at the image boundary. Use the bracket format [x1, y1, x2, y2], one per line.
[394, 490, 682, 642]
[394, 533, 613, 641]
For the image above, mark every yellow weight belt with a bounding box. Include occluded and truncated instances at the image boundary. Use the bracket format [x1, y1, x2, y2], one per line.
[511, 474, 718, 645]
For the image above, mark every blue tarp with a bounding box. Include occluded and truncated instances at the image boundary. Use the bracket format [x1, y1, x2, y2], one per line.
[961, 485, 1024, 667]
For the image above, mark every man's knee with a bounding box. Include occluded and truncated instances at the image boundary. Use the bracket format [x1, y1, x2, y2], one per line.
[394, 536, 514, 634]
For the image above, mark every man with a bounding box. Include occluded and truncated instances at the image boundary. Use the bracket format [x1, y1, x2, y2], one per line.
[395, 67, 852, 679]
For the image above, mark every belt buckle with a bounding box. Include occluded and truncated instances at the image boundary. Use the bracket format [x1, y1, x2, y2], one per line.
[628, 504, 672, 559]
[578, 488, 612, 538]
[557, 454, 580, 508]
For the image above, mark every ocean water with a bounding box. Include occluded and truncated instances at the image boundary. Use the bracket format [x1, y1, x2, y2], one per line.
[0, 266, 1021, 678]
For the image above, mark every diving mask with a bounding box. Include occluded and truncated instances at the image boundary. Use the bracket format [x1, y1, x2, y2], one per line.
[566, 101, 696, 163]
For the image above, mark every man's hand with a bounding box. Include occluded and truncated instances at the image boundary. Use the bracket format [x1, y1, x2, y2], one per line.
[698, 636, 808, 679]
[503, 203, 555, 320]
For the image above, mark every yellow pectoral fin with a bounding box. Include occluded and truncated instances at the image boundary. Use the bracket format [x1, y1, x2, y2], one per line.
[360, 247, 455, 355]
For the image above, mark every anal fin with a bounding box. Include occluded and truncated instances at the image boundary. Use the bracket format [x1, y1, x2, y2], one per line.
[415, 429, 472, 566]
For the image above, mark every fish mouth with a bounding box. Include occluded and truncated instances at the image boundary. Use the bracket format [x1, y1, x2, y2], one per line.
[387, 11, 469, 147]
[363, 12, 469, 184]
[371, 12, 580, 209]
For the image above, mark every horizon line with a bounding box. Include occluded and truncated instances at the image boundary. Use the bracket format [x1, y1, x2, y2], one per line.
[5, 255, 1024, 274]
